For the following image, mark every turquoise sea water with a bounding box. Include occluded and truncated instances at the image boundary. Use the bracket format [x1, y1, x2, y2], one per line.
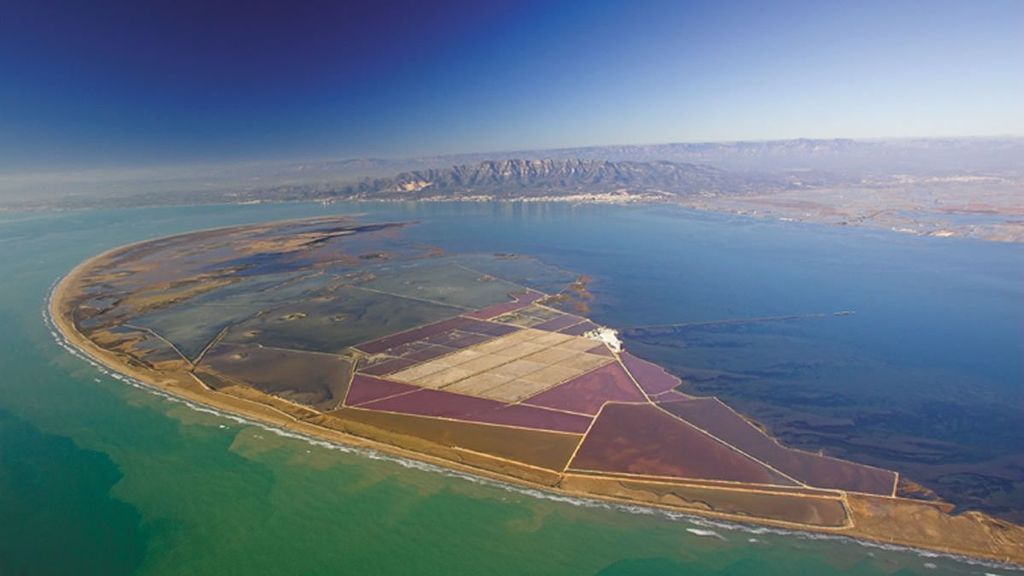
[1, 203, 1021, 575]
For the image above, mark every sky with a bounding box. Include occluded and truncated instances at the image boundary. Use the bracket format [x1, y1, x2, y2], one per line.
[0, 0, 1021, 169]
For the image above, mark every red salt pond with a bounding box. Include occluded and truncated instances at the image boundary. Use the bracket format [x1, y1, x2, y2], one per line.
[525, 363, 645, 416]
[344, 374, 419, 406]
[533, 314, 584, 332]
[658, 397, 897, 495]
[559, 321, 598, 336]
[361, 388, 502, 418]
[475, 404, 592, 434]
[359, 387, 592, 433]
[569, 403, 798, 486]
[357, 357, 418, 376]
[620, 351, 682, 395]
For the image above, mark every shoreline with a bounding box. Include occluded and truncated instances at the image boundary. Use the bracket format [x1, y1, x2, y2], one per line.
[48, 226, 1024, 569]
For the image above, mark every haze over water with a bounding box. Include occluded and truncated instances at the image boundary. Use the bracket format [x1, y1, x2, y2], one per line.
[1, 202, 1020, 575]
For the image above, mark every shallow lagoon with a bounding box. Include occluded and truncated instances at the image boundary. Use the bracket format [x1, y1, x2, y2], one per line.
[1, 202, 1021, 575]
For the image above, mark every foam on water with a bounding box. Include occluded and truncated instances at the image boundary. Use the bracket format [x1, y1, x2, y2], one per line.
[686, 528, 725, 540]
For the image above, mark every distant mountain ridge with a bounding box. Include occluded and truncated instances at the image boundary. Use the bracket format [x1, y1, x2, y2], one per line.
[324, 158, 792, 200]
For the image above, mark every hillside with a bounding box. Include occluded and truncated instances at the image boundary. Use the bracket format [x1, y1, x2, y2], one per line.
[321, 159, 791, 201]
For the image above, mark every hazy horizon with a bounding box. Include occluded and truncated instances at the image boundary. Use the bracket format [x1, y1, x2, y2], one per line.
[2, 132, 1023, 174]
[2, 134, 1022, 204]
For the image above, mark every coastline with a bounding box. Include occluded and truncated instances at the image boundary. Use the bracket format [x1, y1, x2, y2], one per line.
[48, 230, 1024, 569]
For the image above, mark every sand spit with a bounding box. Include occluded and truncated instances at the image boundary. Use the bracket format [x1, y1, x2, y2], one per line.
[48, 223, 1024, 568]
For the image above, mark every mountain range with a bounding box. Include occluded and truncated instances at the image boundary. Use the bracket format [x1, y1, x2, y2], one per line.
[307, 159, 798, 201]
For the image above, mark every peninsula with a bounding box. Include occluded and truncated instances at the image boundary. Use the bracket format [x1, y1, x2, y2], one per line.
[50, 216, 1024, 565]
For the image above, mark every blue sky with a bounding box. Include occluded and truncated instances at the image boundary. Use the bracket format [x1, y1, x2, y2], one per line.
[1, 0, 1021, 169]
